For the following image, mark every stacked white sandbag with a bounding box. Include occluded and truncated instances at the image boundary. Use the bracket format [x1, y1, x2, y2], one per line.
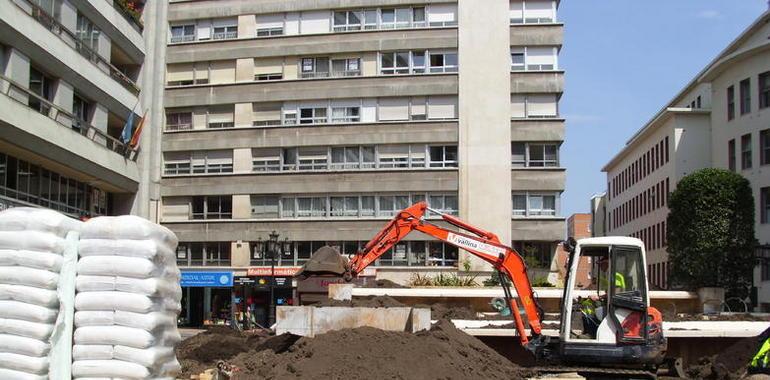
[74, 216, 182, 380]
[0, 207, 81, 380]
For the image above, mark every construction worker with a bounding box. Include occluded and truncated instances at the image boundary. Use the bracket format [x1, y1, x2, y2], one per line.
[749, 335, 770, 374]
[597, 256, 626, 292]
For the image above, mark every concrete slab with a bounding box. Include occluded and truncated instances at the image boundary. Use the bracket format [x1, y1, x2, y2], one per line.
[275, 306, 431, 337]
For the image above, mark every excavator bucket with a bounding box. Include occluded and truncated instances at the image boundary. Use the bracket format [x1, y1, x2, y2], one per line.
[294, 245, 349, 278]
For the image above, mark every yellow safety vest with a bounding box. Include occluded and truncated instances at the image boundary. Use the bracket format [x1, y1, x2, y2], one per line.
[751, 337, 770, 369]
[599, 272, 626, 291]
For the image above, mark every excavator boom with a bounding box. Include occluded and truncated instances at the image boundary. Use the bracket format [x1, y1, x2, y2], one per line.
[346, 202, 544, 344]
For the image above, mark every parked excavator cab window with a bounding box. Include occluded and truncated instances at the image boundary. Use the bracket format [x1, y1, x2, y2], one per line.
[571, 246, 611, 340]
[611, 246, 644, 301]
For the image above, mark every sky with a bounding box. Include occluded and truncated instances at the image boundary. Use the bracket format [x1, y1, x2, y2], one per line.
[558, 0, 769, 216]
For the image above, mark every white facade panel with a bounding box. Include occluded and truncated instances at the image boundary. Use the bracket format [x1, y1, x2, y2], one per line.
[527, 47, 556, 65]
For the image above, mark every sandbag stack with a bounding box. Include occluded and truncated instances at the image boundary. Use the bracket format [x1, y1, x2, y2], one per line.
[73, 215, 182, 380]
[0, 207, 81, 380]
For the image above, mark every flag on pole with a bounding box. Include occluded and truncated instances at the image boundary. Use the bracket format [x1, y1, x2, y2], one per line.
[129, 110, 148, 148]
[120, 111, 135, 144]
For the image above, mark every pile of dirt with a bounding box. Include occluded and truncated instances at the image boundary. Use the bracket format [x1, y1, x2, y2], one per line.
[683, 327, 770, 379]
[315, 295, 407, 307]
[361, 278, 408, 288]
[176, 327, 263, 378]
[665, 313, 770, 322]
[424, 303, 478, 320]
[228, 319, 534, 379]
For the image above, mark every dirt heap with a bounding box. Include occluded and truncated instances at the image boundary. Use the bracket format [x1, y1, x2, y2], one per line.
[683, 327, 770, 379]
[228, 319, 533, 379]
[360, 278, 408, 288]
[176, 327, 262, 378]
[315, 295, 407, 307]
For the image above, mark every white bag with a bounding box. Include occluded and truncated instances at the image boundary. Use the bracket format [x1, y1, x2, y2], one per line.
[72, 359, 150, 379]
[0, 352, 49, 375]
[0, 368, 47, 380]
[157, 356, 181, 376]
[75, 291, 180, 314]
[0, 250, 63, 272]
[0, 284, 59, 308]
[77, 256, 179, 279]
[74, 326, 156, 349]
[72, 345, 113, 361]
[0, 266, 59, 289]
[73, 345, 174, 369]
[0, 207, 81, 236]
[76, 275, 181, 299]
[80, 216, 177, 247]
[78, 239, 175, 261]
[0, 318, 54, 341]
[0, 231, 66, 252]
[0, 301, 57, 323]
[0, 334, 50, 356]
[75, 311, 176, 332]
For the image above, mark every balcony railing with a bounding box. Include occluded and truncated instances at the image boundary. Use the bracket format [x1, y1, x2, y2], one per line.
[212, 31, 238, 40]
[0, 74, 138, 161]
[18, 0, 140, 95]
[110, 0, 143, 32]
[170, 34, 195, 44]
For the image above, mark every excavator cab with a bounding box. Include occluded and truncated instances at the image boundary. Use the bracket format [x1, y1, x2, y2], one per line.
[556, 237, 666, 368]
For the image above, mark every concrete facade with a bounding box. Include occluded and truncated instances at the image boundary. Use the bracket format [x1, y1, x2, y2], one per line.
[602, 11, 770, 302]
[0, 0, 154, 218]
[161, 0, 566, 284]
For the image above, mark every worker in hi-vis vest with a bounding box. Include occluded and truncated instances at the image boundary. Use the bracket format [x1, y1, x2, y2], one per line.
[749, 335, 770, 374]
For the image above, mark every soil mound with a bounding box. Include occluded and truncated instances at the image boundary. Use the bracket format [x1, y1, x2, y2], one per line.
[315, 295, 407, 308]
[176, 327, 256, 378]
[361, 279, 408, 288]
[425, 303, 478, 320]
[229, 319, 533, 379]
[684, 326, 770, 379]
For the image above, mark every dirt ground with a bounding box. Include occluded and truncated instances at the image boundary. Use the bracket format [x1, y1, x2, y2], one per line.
[176, 320, 533, 379]
[678, 327, 770, 380]
[665, 313, 770, 322]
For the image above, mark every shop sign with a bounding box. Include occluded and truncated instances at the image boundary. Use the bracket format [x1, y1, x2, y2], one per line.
[180, 271, 233, 287]
[236, 276, 293, 289]
[247, 266, 301, 277]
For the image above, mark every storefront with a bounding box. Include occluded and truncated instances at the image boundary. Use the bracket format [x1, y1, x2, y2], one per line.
[233, 275, 294, 329]
[179, 271, 234, 327]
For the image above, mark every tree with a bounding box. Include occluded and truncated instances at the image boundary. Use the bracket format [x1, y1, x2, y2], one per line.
[667, 168, 756, 294]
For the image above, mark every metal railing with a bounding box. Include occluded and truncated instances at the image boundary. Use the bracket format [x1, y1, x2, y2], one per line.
[170, 34, 195, 43]
[19, 0, 141, 95]
[212, 31, 238, 40]
[0, 74, 138, 161]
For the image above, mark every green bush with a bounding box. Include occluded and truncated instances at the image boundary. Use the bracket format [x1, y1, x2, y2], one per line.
[408, 273, 478, 287]
[667, 168, 756, 293]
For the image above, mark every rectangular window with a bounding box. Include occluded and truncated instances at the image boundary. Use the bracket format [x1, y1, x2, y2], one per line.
[296, 147, 328, 171]
[300, 57, 330, 78]
[72, 94, 91, 131]
[203, 243, 231, 266]
[741, 133, 752, 170]
[296, 197, 327, 217]
[330, 196, 360, 217]
[28, 67, 53, 115]
[165, 112, 192, 131]
[299, 106, 328, 124]
[740, 78, 751, 115]
[428, 194, 458, 215]
[511, 51, 525, 71]
[761, 129, 770, 166]
[333, 10, 363, 32]
[760, 72, 770, 109]
[170, 24, 195, 43]
[252, 148, 281, 172]
[76, 13, 100, 53]
[191, 196, 232, 219]
[377, 146, 410, 168]
[513, 192, 558, 217]
[762, 187, 770, 224]
[428, 52, 458, 73]
[511, 142, 558, 167]
[331, 106, 361, 123]
[256, 14, 284, 36]
[250, 196, 279, 218]
[380, 52, 410, 75]
[331, 58, 361, 77]
[428, 146, 458, 168]
[378, 194, 410, 216]
[212, 19, 238, 40]
[727, 85, 735, 121]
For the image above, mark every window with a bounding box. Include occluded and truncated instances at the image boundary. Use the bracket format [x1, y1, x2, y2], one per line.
[72, 94, 91, 131]
[428, 146, 458, 168]
[296, 147, 328, 170]
[427, 194, 458, 215]
[512, 192, 558, 217]
[213, 23, 237, 40]
[331, 146, 375, 170]
[728, 139, 736, 171]
[511, 142, 558, 167]
[511, 51, 525, 71]
[256, 14, 284, 37]
[727, 85, 735, 121]
[300, 57, 330, 78]
[75, 13, 99, 53]
[762, 187, 770, 224]
[760, 72, 770, 109]
[511, 241, 552, 269]
[377, 146, 410, 168]
[331, 106, 360, 123]
[28, 68, 53, 115]
[296, 197, 327, 217]
[429, 52, 458, 73]
[381, 8, 412, 29]
[380, 52, 411, 75]
[299, 107, 328, 124]
[191, 196, 232, 219]
[741, 133, 752, 170]
[170, 24, 195, 43]
[740, 79, 751, 115]
[761, 129, 770, 166]
[428, 241, 458, 266]
[164, 151, 232, 175]
[165, 112, 192, 131]
[331, 58, 361, 77]
[378, 195, 410, 216]
[333, 10, 363, 31]
[252, 148, 281, 172]
[697, 96, 702, 109]
[330, 196, 360, 217]
[207, 105, 234, 129]
[250, 196, 279, 219]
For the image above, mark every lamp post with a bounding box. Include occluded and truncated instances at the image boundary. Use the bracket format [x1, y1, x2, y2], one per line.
[267, 231, 280, 326]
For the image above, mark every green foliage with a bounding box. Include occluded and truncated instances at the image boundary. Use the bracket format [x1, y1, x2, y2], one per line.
[522, 243, 543, 268]
[461, 258, 472, 272]
[667, 168, 756, 293]
[115, 0, 143, 26]
[482, 271, 512, 287]
[408, 273, 479, 287]
[531, 276, 555, 287]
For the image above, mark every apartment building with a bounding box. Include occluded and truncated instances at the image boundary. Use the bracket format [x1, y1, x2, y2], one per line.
[161, 0, 565, 325]
[0, 0, 162, 218]
[602, 11, 770, 301]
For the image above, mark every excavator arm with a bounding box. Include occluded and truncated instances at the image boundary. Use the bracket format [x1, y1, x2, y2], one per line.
[346, 202, 544, 345]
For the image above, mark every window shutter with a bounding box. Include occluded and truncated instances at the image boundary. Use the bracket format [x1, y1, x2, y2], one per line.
[197, 20, 211, 40]
[209, 61, 236, 84]
[427, 96, 457, 119]
[212, 17, 237, 27]
[527, 94, 557, 117]
[254, 58, 284, 75]
[378, 145, 409, 159]
[428, 4, 457, 23]
[252, 102, 281, 122]
[511, 95, 526, 118]
[525, 0, 555, 20]
[257, 14, 284, 29]
[300, 10, 330, 34]
[194, 62, 209, 81]
[526, 47, 556, 66]
[163, 197, 191, 221]
[208, 105, 234, 123]
[206, 150, 234, 166]
[167, 63, 194, 82]
[378, 98, 409, 121]
[411, 97, 427, 119]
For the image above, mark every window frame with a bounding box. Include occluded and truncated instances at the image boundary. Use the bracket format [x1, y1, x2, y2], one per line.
[740, 78, 752, 115]
[727, 85, 735, 121]
[741, 133, 752, 170]
[512, 191, 559, 217]
[760, 72, 770, 109]
[170, 24, 196, 43]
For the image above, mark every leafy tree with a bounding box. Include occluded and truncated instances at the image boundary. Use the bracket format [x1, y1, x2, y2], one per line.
[667, 168, 756, 294]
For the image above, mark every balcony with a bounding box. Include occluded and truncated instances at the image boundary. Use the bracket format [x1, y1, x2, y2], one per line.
[112, 0, 144, 32]
[510, 71, 564, 94]
[509, 23, 563, 46]
[15, 0, 140, 95]
[300, 70, 362, 79]
[0, 74, 137, 160]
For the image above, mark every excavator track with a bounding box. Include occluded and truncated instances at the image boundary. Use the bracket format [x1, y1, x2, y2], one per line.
[533, 365, 657, 379]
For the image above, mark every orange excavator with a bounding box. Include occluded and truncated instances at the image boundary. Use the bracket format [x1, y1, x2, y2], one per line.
[301, 201, 668, 378]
